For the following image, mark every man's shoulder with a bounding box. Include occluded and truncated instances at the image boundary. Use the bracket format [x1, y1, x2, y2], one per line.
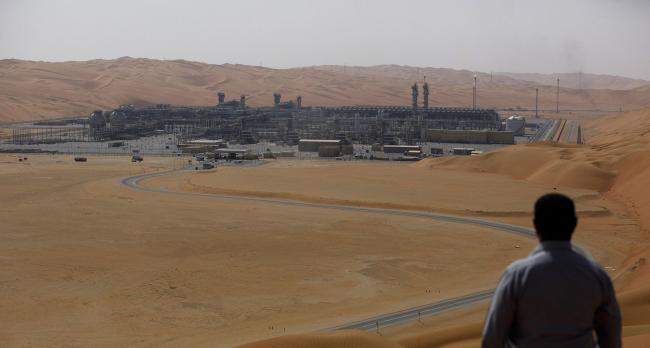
[504, 256, 536, 276]
[505, 244, 609, 278]
[506, 247, 552, 269]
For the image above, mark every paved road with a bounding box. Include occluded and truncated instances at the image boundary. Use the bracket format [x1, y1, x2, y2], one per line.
[530, 119, 559, 143]
[562, 120, 579, 144]
[325, 290, 495, 331]
[120, 169, 535, 331]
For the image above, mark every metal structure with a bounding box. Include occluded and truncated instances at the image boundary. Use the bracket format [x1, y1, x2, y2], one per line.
[473, 75, 477, 109]
[11, 85, 504, 146]
[423, 81, 429, 111]
[11, 126, 89, 144]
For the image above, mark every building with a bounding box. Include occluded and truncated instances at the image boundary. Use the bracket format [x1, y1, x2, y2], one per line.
[298, 139, 342, 152]
[430, 148, 444, 156]
[383, 145, 422, 154]
[178, 139, 226, 153]
[318, 145, 342, 157]
[214, 148, 250, 159]
[453, 148, 475, 156]
[425, 129, 515, 144]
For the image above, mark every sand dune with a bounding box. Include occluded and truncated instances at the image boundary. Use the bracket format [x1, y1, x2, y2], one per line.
[2, 58, 650, 123]
[415, 143, 618, 192]
[494, 72, 650, 90]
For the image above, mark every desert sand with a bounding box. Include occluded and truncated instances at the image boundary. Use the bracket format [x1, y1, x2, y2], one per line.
[2, 58, 650, 123]
[1, 154, 544, 347]
[1, 147, 635, 348]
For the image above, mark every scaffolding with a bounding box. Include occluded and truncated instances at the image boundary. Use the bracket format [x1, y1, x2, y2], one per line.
[11, 126, 90, 144]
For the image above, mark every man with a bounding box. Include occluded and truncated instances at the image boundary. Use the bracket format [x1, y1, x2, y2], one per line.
[482, 193, 621, 348]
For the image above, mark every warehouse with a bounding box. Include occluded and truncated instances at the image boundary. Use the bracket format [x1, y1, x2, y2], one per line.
[425, 129, 514, 144]
[298, 139, 342, 152]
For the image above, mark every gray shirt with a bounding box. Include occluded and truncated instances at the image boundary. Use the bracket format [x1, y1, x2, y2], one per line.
[481, 241, 621, 348]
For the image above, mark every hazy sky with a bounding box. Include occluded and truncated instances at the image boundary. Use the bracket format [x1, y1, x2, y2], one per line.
[1, 0, 649, 79]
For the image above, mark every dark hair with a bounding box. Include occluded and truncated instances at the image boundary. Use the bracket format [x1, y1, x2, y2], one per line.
[533, 193, 577, 241]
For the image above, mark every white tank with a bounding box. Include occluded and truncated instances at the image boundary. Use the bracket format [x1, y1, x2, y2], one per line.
[506, 116, 526, 136]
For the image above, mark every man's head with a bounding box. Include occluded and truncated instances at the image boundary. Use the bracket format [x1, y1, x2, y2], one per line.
[533, 193, 577, 241]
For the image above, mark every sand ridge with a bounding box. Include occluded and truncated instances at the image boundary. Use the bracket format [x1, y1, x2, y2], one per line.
[2, 58, 650, 123]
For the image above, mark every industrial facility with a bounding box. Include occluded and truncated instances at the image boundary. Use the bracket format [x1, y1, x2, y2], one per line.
[9, 83, 515, 148]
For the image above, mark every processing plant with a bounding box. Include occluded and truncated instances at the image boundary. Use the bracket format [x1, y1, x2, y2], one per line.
[10, 83, 513, 146]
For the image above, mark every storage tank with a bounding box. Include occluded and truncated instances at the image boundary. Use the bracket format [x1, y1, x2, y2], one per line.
[506, 116, 526, 136]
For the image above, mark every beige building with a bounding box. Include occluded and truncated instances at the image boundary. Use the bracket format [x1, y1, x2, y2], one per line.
[425, 129, 514, 144]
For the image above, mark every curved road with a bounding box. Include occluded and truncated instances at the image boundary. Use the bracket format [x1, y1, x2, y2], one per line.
[120, 169, 535, 331]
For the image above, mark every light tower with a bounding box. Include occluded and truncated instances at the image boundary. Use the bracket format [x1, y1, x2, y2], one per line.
[535, 88, 539, 118]
[556, 78, 560, 113]
[472, 75, 477, 109]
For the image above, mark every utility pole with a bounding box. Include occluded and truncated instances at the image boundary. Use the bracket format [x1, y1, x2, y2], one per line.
[556, 78, 560, 113]
[535, 88, 539, 118]
[473, 75, 477, 109]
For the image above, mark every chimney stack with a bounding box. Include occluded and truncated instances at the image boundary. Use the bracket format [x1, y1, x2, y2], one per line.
[411, 83, 419, 112]
[273, 93, 281, 107]
[423, 81, 429, 111]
